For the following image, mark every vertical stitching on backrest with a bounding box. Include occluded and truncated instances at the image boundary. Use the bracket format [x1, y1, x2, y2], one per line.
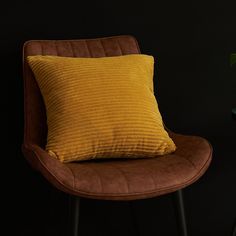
[68, 41, 75, 57]
[54, 41, 59, 56]
[127, 36, 141, 53]
[99, 39, 107, 56]
[85, 40, 92, 57]
[39, 42, 43, 55]
[116, 38, 124, 55]
[42, 43, 45, 55]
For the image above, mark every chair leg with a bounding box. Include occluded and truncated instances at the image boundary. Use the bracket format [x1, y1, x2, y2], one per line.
[129, 201, 141, 236]
[68, 195, 80, 236]
[232, 219, 236, 236]
[172, 189, 188, 236]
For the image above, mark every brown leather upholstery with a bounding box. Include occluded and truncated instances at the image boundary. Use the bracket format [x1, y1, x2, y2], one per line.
[22, 35, 212, 200]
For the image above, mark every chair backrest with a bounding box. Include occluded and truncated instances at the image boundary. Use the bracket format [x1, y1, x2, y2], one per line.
[23, 35, 141, 148]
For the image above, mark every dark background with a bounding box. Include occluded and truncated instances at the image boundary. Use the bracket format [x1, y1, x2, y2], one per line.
[3, 0, 236, 235]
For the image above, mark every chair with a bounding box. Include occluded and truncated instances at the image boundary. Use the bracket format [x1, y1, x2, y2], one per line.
[22, 35, 212, 236]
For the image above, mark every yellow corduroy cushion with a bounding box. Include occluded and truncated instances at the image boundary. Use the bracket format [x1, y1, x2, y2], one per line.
[27, 54, 176, 162]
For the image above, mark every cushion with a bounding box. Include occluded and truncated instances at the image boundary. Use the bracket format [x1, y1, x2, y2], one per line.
[27, 54, 176, 163]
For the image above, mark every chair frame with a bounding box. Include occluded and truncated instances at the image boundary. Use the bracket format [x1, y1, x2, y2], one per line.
[69, 191, 187, 236]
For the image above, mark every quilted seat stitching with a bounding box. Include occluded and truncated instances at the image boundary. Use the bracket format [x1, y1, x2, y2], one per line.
[29, 140, 212, 198]
[105, 162, 131, 193]
[140, 164, 158, 190]
[108, 161, 157, 191]
[69, 148, 212, 197]
[177, 154, 196, 169]
[173, 136, 209, 170]
[71, 146, 212, 197]
[78, 164, 104, 193]
[65, 139, 212, 195]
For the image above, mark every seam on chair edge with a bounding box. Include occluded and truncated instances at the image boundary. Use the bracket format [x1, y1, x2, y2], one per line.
[30, 146, 76, 190]
[76, 148, 213, 198]
[26, 140, 212, 199]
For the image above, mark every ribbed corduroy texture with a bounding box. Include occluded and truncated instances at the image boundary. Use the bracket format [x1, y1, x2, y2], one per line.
[27, 55, 176, 162]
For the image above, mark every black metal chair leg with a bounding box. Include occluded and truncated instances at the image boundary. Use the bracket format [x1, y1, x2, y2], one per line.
[232, 219, 236, 236]
[129, 201, 141, 236]
[172, 189, 188, 236]
[68, 195, 80, 236]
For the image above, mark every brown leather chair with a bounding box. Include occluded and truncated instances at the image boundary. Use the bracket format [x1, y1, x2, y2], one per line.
[22, 35, 212, 236]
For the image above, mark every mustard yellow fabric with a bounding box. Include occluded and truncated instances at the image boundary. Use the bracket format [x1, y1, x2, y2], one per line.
[27, 54, 176, 162]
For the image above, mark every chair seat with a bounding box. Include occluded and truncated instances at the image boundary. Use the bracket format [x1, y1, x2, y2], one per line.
[24, 132, 212, 200]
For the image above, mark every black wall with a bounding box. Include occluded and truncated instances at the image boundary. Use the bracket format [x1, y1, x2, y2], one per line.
[3, 1, 236, 235]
